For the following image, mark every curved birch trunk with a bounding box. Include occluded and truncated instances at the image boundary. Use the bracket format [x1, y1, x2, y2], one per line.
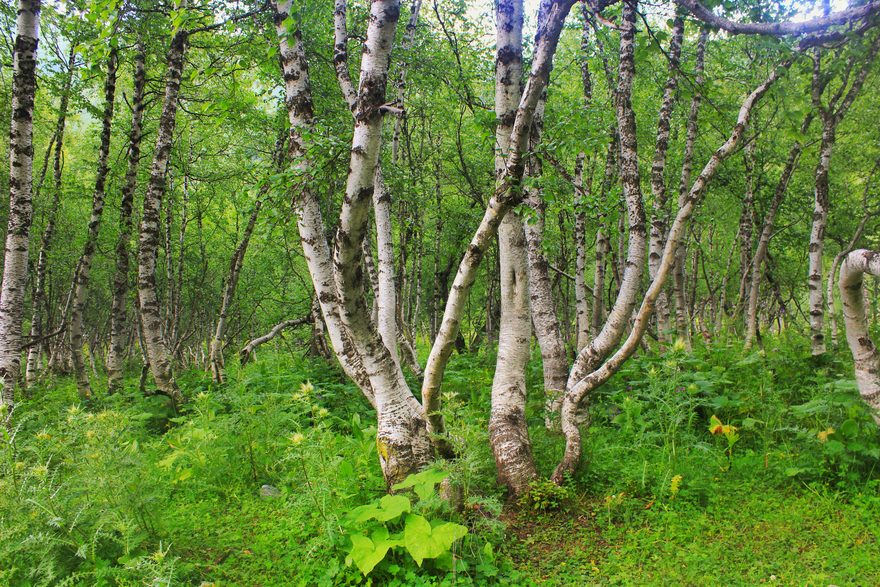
[137, 21, 188, 406]
[69, 49, 118, 399]
[107, 43, 146, 393]
[839, 250, 880, 423]
[420, 0, 575, 447]
[564, 0, 646, 409]
[0, 0, 41, 412]
[330, 0, 433, 485]
[554, 35, 788, 482]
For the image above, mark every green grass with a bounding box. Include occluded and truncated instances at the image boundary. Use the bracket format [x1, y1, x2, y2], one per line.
[1, 335, 879, 585]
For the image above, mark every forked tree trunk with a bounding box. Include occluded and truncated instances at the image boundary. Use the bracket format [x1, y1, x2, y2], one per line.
[137, 22, 188, 406]
[107, 43, 146, 393]
[419, 0, 574, 448]
[330, 0, 433, 485]
[565, 0, 646, 407]
[0, 0, 41, 412]
[839, 250, 880, 423]
[489, 0, 537, 496]
[69, 49, 118, 399]
[808, 37, 880, 356]
[274, 1, 376, 409]
[553, 51, 789, 482]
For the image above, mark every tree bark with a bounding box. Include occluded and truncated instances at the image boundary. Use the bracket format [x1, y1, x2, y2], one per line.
[210, 198, 263, 382]
[69, 48, 119, 399]
[554, 53, 790, 482]
[489, 0, 537, 497]
[136, 20, 188, 406]
[107, 43, 147, 393]
[25, 42, 74, 387]
[672, 27, 708, 348]
[647, 13, 684, 345]
[0, 0, 41, 412]
[839, 250, 880, 423]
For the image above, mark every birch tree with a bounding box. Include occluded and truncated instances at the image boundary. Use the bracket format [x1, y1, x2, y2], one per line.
[0, 0, 41, 412]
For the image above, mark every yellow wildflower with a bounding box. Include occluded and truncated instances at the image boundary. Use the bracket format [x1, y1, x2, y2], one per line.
[817, 427, 835, 443]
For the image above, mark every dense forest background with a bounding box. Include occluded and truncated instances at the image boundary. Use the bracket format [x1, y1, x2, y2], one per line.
[1, 0, 880, 584]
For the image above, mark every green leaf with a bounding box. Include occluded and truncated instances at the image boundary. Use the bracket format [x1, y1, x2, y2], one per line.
[839, 419, 859, 438]
[349, 494, 411, 523]
[393, 468, 449, 501]
[403, 514, 468, 566]
[348, 534, 389, 576]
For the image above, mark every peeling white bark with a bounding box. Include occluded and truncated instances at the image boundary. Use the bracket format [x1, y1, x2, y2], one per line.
[839, 250, 880, 423]
[0, 0, 41, 412]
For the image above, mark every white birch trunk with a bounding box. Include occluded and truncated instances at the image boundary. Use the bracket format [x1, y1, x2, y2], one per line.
[839, 250, 880, 423]
[107, 42, 146, 393]
[554, 56, 789, 482]
[69, 49, 118, 399]
[0, 0, 41, 412]
[137, 21, 188, 406]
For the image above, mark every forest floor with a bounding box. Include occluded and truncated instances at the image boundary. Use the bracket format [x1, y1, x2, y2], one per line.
[2, 333, 879, 585]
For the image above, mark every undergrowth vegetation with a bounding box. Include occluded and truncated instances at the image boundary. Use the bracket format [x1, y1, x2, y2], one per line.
[2, 334, 879, 585]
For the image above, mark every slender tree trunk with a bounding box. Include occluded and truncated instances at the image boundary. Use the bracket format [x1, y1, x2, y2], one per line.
[522, 15, 568, 431]
[0, 0, 41, 412]
[25, 43, 74, 387]
[672, 27, 708, 348]
[210, 198, 262, 382]
[744, 131, 807, 349]
[420, 0, 573, 448]
[839, 250, 880, 423]
[826, 162, 875, 349]
[592, 138, 616, 338]
[137, 22, 188, 406]
[373, 167, 399, 364]
[735, 138, 757, 317]
[69, 49, 118, 398]
[647, 13, 684, 345]
[574, 153, 591, 351]
[808, 36, 880, 355]
[558, 0, 647, 476]
[554, 51, 789, 482]
[107, 43, 146, 393]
